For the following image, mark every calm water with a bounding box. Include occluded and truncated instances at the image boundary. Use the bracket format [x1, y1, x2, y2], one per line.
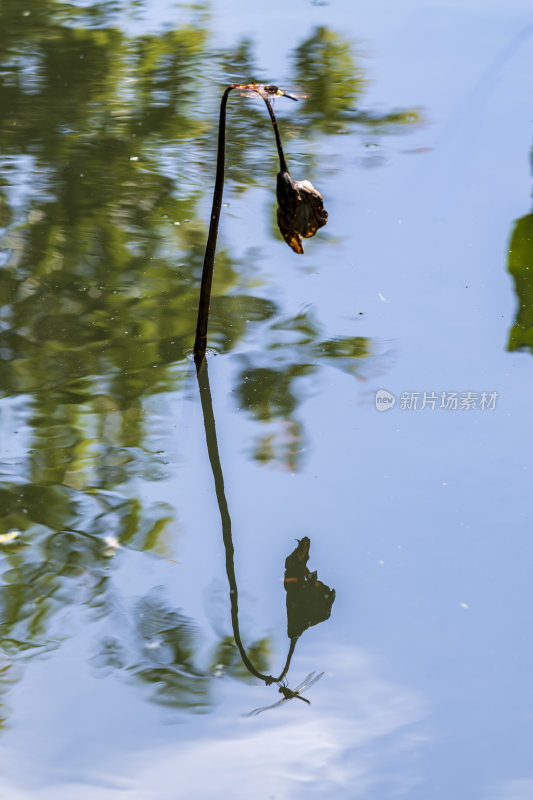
[1, 1, 533, 798]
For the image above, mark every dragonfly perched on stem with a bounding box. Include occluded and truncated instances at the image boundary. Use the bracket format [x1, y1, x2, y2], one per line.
[232, 83, 307, 103]
[246, 671, 324, 716]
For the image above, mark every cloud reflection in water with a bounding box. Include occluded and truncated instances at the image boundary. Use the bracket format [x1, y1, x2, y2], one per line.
[0, 645, 428, 800]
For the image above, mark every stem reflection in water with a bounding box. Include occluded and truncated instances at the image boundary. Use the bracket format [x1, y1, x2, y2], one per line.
[195, 358, 335, 703]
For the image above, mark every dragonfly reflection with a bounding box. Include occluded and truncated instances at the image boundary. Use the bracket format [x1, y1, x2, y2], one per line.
[247, 671, 324, 716]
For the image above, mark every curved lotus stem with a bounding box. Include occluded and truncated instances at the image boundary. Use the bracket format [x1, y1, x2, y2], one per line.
[257, 91, 289, 173]
[193, 84, 295, 364]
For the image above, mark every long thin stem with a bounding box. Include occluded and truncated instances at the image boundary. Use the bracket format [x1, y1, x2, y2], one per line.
[193, 86, 233, 364]
[193, 85, 290, 364]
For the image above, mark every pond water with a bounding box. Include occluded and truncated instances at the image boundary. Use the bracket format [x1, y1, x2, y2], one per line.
[1, 1, 533, 798]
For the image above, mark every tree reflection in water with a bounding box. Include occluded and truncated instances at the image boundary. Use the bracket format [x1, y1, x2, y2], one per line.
[0, 0, 421, 721]
[235, 309, 371, 470]
[507, 148, 533, 353]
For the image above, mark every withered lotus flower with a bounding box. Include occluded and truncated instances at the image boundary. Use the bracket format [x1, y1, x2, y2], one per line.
[276, 170, 328, 254]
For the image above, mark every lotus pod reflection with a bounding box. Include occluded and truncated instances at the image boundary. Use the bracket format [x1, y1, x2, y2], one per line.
[284, 536, 335, 639]
[276, 170, 328, 254]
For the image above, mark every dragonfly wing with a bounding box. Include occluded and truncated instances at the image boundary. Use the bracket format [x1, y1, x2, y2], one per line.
[305, 672, 325, 689]
[292, 672, 315, 693]
[302, 671, 325, 691]
[295, 671, 325, 694]
[246, 697, 286, 716]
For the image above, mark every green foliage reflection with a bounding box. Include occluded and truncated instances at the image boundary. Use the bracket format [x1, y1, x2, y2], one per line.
[507, 146, 533, 352]
[508, 212, 533, 352]
[0, 1, 420, 720]
[235, 311, 371, 469]
[294, 26, 421, 134]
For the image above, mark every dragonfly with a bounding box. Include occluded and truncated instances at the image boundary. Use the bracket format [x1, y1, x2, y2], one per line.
[246, 671, 324, 716]
[232, 83, 308, 103]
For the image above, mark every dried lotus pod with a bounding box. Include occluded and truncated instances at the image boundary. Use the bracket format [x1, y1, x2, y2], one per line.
[276, 170, 328, 254]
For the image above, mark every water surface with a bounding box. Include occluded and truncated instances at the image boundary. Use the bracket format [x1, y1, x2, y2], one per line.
[1, 1, 533, 798]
